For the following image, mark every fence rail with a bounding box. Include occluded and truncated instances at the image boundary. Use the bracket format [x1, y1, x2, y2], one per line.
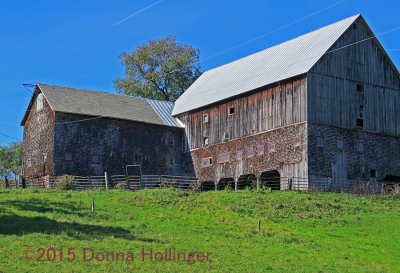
[11, 175, 396, 194]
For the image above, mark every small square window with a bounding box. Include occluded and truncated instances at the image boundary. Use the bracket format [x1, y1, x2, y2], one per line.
[370, 169, 376, 178]
[202, 157, 212, 167]
[64, 152, 73, 162]
[229, 107, 235, 115]
[27, 159, 32, 167]
[247, 148, 254, 158]
[316, 136, 324, 147]
[203, 114, 209, 123]
[337, 139, 344, 150]
[237, 151, 243, 160]
[219, 154, 230, 163]
[268, 142, 276, 153]
[257, 146, 264, 156]
[203, 137, 209, 145]
[224, 131, 229, 140]
[357, 84, 363, 92]
[92, 154, 100, 164]
[42, 153, 47, 163]
[356, 142, 364, 153]
[356, 118, 363, 128]
[293, 136, 301, 147]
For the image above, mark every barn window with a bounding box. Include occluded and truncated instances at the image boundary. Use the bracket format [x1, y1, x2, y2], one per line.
[27, 159, 32, 167]
[268, 142, 276, 153]
[356, 142, 364, 153]
[247, 148, 254, 158]
[36, 93, 44, 111]
[228, 107, 235, 115]
[316, 136, 324, 147]
[356, 118, 363, 128]
[237, 150, 243, 160]
[293, 136, 301, 147]
[224, 131, 229, 141]
[337, 139, 344, 150]
[91, 154, 100, 164]
[219, 154, 230, 163]
[257, 146, 264, 156]
[64, 152, 73, 162]
[203, 137, 209, 145]
[42, 153, 47, 163]
[357, 84, 363, 92]
[370, 169, 376, 178]
[203, 114, 209, 123]
[202, 157, 212, 167]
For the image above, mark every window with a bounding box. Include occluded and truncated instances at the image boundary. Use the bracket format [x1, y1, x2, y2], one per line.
[92, 154, 100, 164]
[357, 84, 363, 92]
[356, 142, 364, 153]
[237, 150, 243, 160]
[356, 118, 363, 128]
[257, 146, 264, 156]
[42, 153, 47, 163]
[166, 137, 174, 146]
[64, 152, 73, 162]
[316, 136, 324, 147]
[247, 148, 254, 158]
[293, 136, 301, 147]
[337, 139, 344, 150]
[224, 131, 229, 141]
[228, 107, 235, 115]
[219, 154, 230, 163]
[202, 157, 212, 167]
[203, 137, 209, 145]
[36, 93, 44, 111]
[27, 159, 32, 167]
[203, 114, 209, 123]
[268, 142, 276, 153]
[370, 169, 376, 178]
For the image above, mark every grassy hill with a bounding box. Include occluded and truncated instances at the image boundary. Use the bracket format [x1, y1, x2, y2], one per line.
[0, 188, 399, 272]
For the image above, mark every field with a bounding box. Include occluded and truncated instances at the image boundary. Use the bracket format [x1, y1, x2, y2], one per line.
[0, 188, 399, 272]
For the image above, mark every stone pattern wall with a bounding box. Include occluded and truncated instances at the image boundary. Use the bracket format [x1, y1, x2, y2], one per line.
[308, 123, 400, 182]
[23, 95, 55, 179]
[52, 113, 193, 177]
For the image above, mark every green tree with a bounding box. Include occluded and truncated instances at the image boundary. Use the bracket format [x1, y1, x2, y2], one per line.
[0, 142, 22, 188]
[114, 36, 201, 102]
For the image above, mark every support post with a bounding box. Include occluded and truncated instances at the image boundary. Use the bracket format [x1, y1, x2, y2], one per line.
[104, 172, 108, 190]
[234, 177, 239, 191]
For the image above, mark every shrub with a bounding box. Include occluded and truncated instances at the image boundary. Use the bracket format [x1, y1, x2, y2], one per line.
[55, 175, 74, 190]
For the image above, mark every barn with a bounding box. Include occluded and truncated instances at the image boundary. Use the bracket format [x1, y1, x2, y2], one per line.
[21, 84, 194, 180]
[172, 14, 400, 190]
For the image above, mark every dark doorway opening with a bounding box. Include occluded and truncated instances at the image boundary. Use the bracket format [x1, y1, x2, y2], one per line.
[260, 170, 281, 190]
[217, 178, 235, 190]
[200, 181, 215, 191]
[237, 174, 257, 190]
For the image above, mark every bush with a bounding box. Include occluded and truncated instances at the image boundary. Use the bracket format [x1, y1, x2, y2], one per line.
[55, 175, 74, 190]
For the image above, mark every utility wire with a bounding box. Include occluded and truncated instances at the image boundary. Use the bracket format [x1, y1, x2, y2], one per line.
[0, 131, 21, 141]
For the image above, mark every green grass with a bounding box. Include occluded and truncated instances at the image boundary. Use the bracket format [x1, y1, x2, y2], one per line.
[0, 188, 399, 272]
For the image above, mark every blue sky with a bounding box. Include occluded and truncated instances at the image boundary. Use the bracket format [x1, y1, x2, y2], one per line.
[1, 0, 399, 145]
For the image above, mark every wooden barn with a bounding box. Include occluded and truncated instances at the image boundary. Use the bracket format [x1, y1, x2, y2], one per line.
[172, 14, 400, 190]
[21, 84, 194, 180]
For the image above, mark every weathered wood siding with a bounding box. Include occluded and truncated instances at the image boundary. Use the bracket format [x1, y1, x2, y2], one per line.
[308, 18, 400, 135]
[178, 76, 307, 150]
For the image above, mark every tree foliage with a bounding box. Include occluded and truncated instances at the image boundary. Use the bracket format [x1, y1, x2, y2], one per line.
[0, 141, 23, 180]
[114, 36, 201, 102]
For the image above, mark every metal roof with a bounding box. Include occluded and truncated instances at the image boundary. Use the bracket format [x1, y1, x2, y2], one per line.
[172, 14, 360, 116]
[146, 99, 184, 127]
[21, 84, 183, 128]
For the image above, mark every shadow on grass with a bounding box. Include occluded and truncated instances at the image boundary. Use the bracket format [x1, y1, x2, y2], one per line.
[0, 214, 157, 242]
[0, 199, 87, 217]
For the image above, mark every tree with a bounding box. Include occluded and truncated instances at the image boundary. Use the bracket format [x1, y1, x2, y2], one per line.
[114, 36, 201, 102]
[0, 142, 22, 188]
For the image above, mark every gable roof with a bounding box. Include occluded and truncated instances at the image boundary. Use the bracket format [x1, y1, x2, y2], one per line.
[21, 83, 183, 128]
[172, 14, 361, 116]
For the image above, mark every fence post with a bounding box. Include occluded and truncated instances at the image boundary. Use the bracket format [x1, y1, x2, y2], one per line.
[105, 172, 108, 190]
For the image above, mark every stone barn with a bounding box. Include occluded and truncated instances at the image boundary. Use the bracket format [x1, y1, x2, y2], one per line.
[172, 14, 400, 190]
[21, 84, 194, 179]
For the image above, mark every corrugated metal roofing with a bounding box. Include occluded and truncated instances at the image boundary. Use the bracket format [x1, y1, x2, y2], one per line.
[21, 84, 183, 128]
[147, 99, 184, 127]
[172, 14, 360, 116]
